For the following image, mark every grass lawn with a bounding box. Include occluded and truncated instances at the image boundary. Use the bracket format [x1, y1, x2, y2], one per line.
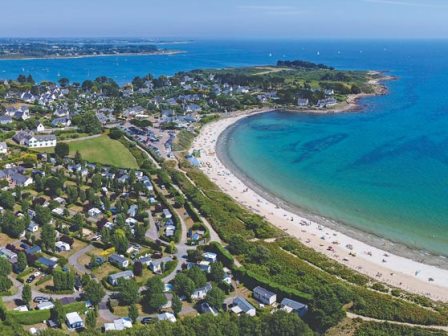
[68, 135, 139, 169]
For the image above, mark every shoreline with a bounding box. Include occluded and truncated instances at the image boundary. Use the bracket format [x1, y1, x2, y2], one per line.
[192, 106, 448, 302]
[0, 50, 185, 61]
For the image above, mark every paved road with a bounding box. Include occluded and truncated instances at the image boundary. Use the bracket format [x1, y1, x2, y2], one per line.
[68, 245, 93, 275]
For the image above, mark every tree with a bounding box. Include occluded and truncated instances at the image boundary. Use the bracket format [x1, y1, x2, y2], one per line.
[0, 211, 25, 238]
[22, 284, 31, 306]
[205, 286, 225, 309]
[117, 278, 140, 305]
[86, 310, 97, 329]
[35, 205, 52, 225]
[91, 174, 102, 190]
[0, 191, 14, 210]
[45, 176, 64, 196]
[146, 276, 164, 295]
[0, 276, 12, 292]
[172, 294, 182, 316]
[74, 150, 83, 164]
[173, 273, 195, 298]
[308, 287, 345, 332]
[41, 224, 56, 251]
[0, 258, 12, 276]
[53, 269, 74, 291]
[54, 143, 69, 158]
[133, 261, 143, 276]
[17, 252, 28, 273]
[109, 129, 122, 140]
[186, 266, 207, 288]
[84, 280, 105, 307]
[112, 229, 129, 255]
[50, 300, 65, 326]
[147, 293, 167, 312]
[261, 310, 313, 336]
[209, 262, 225, 283]
[58, 77, 69, 88]
[72, 112, 102, 134]
[128, 304, 138, 323]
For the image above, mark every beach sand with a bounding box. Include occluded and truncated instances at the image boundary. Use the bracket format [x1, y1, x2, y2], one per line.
[192, 108, 448, 302]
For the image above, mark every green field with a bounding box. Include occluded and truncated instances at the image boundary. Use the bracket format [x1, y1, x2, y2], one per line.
[68, 135, 139, 169]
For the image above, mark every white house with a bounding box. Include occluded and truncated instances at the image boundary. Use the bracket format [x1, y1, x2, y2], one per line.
[108, 254, 129, 268]
[253, 286, 277, 305]
[149, 260, 162, 274]
[27, 222, 39, 233]
[108, 270, 134, 286]
[13, 131, 56, 148]
[202, 252, 217, 263]
[231, 297, 256, 317]
[87, 207, 102, 218]
[158, 312, 176, 323]
[66, 312, 84, 329]
[55, 241, 71, 252]
[103, 318, 133, 331]
[163, 209, 172, 219]
[0, 142, 8, 154]
[191, 282, 212, 300]
[35, 122, 45, 132]
[37, 301, 55, 310]
[280, 298, 309, 317]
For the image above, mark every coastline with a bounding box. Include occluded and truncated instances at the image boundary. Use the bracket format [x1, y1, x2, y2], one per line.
[0, 49, 185, 61]
[192, 91, 448, 302]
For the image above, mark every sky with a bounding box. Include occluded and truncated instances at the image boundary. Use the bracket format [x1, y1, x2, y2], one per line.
[1, 0, 447, 39]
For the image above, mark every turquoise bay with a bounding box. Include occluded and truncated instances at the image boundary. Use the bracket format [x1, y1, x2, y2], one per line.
[1, 39, 448, 256]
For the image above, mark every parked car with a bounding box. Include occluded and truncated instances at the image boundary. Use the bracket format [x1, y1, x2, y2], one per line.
[26, 275, 36, 283]
[141, 317, 154, 325]
[33, 296, 50, 303]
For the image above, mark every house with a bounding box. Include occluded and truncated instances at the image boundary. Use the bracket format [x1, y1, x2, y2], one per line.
[55, 241, 71, 252]
[51, 117, 71, 127]
[66, 312, 84, 329]
[149, 260, 163, 274]
[10, 173, 33, 187]
[37, 257, 58, 269]
[13, 131, 57, 148]
[103, 318, 133, 331]
[253, 286, 277, 305]
[231, 297, 256, 317]
[199, 302, 218, 316]
[51, 208, 64, 216]
[0, 116, 13, 125]
[317, 98, 337, 108]
[158, 312, 176, 323]
[37, 301, 55, 310]
[108, 270, 134, 286]
[25, 245, 41, 255]
[127, 205, 138, 218]
[27, 222, 39, 232]
[297, 98, 309, 107]
[108, 254, 129, 268]
[0, 247, 18, 262]
[198, 260, 211, 273]
[191, 282, 212, 300]
[163, 209, 172, 219]
[35, 122, 45, 132]
[0, 142, 7, 154]
[202, 252, 217, 263]
[280, 298, 309, 317]
[138, 256, 152, 266]
[87, 207, 102, 218]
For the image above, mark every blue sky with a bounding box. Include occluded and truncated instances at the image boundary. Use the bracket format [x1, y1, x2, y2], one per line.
[1, 0, 447, 38]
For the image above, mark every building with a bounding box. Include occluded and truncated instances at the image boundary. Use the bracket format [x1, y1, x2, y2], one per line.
[163, 209, 172, 219]
[37, 257, 58, 269]
[202, 252, 217, 263]
[55, 241, 71, 252]
[253, 286, 277, 305]
[191, 282, 212, 300]
[0, 116, 12, 125]
[103, 318, 133, 331]
[199, 302, 218, 316]
[198, 260, 211, 273]
[13, 131, 57, 148]
[280, 298, 309, 317]
[317, 98, 337, 108]
[149, 260, 162, 274]
[10, 173, 33, 187]
[66, 312, 84, 329]
[158, 312, 176, 323]
[37, 301, 55, 310]
[108, 270, 134, 286]
[51, 117, 71, 127]
[109, 254, 129, 268]
[35, 122, 45, 132]
[0, 142, 8, 154]
[27, 222, 39, 233]
[297, 98, 309, 107]
[87, 207, 102, 218]
[0, 247, 18, 263]
[231, 297, 256, 316]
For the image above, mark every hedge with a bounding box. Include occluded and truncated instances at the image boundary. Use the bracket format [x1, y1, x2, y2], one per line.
[207, 242, 234, 268]
[8, 301, 85, 325]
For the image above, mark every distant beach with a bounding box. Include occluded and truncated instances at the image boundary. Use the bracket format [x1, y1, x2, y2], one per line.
[192, 101, 448, 301]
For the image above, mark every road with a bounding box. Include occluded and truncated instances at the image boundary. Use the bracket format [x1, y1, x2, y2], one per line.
[68, 245, 93, 274]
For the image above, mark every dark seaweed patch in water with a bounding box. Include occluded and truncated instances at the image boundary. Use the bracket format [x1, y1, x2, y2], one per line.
[250, 123, 294, 133]
[292, 133, 348, 164]
[352, 135, 448, 167]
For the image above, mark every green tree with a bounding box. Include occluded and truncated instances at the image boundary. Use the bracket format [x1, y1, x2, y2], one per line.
[309, 287, 345, 332]
[0, 258, 12, 276]
[172, 294, 182, 316]
[74, 150, 83, 164]
[35, 205, 52, 225]
[22, 284, 31, 306]
[45, 177, 63, 196]
[50, 300, 65, 326]
[117, 278, 140, 305]
[0, 276, 12, 292]
[16, 252, 28, 273]
[205, 286, 225, 309]
[41, 224, 56, 251]
[0, 191, 15, 210]
[173, 273, 195, 299]
[209, 262, 225, 283]
[72, 112, 102, 134]
[146, 276, 164, 295]
[86, 310, 97, 329]
[128, 304, 139, 323]
[147, 293, 167, 312]
[112, 229, 129, 255]
[186, 266, 207, 288]
[84, 280, 105, 307]
[261, 310, 313, 336]
[54, 142, 69, 158]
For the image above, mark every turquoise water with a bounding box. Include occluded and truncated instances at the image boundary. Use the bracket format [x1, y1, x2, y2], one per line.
[1, 39, 448, 256]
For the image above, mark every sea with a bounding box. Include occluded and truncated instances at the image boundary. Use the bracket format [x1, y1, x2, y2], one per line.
[1, 39, 448, 257]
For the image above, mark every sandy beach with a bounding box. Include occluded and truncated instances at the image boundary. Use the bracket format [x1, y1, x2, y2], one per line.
[192, 107, 448, 302]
